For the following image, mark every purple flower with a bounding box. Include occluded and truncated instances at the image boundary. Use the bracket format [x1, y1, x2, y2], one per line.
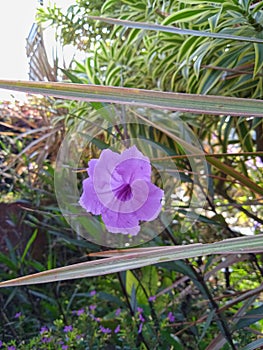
[115, 308, 121, 316]
[14, 312, 21, 318]
[167, 312, 175, 323]
[40, 326, 48, 334]
[62, 346, 68, 350]
[41, 337, 51, 343]
[0, 341, 2, 348]
[79, 146, 164, 235]
[90, 314, 101, 322]
[99, 325, 111, 334]
[138, 323, 143, 334]
[148, 295, 156, 302]
[63, 325, 73, 333]
[89, 304, 96, 311]
[7, 347, 16, 350]
[139, 313, 145, 322]
[114, 324, 121, 333]
[77, 308, 85, 316]
[90, 290, 96, 296]
[137, 307, 145, 322]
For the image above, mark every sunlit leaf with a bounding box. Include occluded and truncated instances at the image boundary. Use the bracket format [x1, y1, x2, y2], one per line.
[88, 16, 263, 43]
[1, 80, 263, 117]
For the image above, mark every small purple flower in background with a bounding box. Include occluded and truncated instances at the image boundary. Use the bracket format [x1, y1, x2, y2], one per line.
[99, 325, 111, 334]
[77, 308, 85, 316]
[137, 307, 145, 323]
[148, 295, 156, 302]
[76, 334, 84, 340]
[90, 290, 96, 296]
[114, 324, 121, 333]
[115, 308, 121, 316]
[254, 221, 261, 232]
[63, 325, 73, 333]
[90, 314, 101, 322]
[89, 304, 96, 311]
[40, 326, 48, 334]
[137, 307, 143, 314]
[0, 341, 2, 348]
[62, 345, 68, 350]
[167, 312, 175, 323]
[79, 146, 164, 235]
[139, 313, 145, 322]
[7, 346, 16, 350]
[138, 323, 143, 334]
[41, 337, 51, 344]
[14, 312, 21, 319]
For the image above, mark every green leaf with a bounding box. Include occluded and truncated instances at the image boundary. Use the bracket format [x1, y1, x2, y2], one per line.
[126, 270, 141, 301]
[60, 68, 85, 84]
[162, 8, 215, 25]
[101, 0, 117, 13]
[253, 43, 263, 77]
[85, 57, 102, 85]
[126, 267, 158, 305]
[222, 3, 246, 14]
[88, 16, 263, 43]
[208, 9, 222, 31]
[105, 65, 122, 85]
[235, 305, 263, 330]
[20, 229, 38, 264]
[122, 0, 146, 10]
[140, 266, 159, 297]
[0, 252, 18, 271]
[236, 118, 254, 152]
[251, 1, 263, 14]
[176, 0, 224, 3]
[198, 309, 216, 343]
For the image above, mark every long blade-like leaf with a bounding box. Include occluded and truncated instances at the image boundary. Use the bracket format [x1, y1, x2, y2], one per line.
[1, 235, 263, 287]
[0, 80, 263, 117]
[88, 16, 263, 44]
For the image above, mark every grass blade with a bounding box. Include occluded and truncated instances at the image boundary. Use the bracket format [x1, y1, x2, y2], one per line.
[88, 16, 263, 44]
[1, 235, 263, 287]
[0, 80, 263, 117]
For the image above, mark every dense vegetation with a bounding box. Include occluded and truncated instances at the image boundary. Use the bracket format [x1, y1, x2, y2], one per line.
[0, 0, 263, 349]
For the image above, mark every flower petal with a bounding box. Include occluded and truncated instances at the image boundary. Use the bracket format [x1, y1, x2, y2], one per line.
[93, 149, 121, 206]
[114, 158, 151, 184]
[101, 210, 140, 235]
[87, 159, 98, 179]
[115, 146, 151, 183]
[93, 149, 150, 213]
[79, 178, 104, 215]
[134, 182, 164, 221]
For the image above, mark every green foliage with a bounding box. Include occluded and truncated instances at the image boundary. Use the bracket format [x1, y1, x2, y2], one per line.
[0, 0, 263, 349]
[38, 0, 263, 98]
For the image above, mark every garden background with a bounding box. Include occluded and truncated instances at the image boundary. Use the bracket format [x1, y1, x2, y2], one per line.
[0, 0, 263, 349]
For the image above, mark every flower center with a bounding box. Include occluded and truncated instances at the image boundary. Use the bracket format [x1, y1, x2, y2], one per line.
[114, 183, 133, 201]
